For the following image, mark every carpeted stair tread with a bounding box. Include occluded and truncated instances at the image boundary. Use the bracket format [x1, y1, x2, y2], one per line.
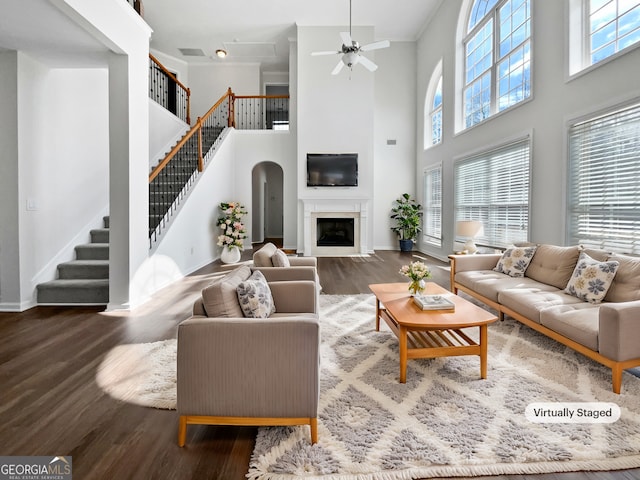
[37, 279, 109, 304]
[58, 260, 109, 279]
[75, 243, 109, 260]
[36, 215, 110, 305]
[90, 228, 110, 243]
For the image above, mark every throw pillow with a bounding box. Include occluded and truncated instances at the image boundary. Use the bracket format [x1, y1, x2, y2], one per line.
[201, 265, 251, 317]
[564, 252, 619, 304]
[236, 270, 276, 318]
[604, 253, 640, 302]
[272, 249, 291, 267]
[493, 246, 537, 277]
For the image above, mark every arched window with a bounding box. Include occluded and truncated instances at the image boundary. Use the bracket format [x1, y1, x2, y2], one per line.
[569, 0, 640, 75]
[424, 60, 443, 148]
[462, 0, 531, 129]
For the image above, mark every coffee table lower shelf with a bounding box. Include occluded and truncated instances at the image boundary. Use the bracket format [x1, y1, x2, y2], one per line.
[378, 307, 488, 383]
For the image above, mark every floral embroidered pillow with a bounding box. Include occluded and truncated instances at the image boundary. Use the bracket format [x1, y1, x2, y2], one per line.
[493, 246, 537, 277]
[564, 252, 619, 304]
[236, 270, 276, 318]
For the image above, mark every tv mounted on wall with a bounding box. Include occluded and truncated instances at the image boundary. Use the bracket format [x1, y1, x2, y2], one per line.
[306, 153, 358, 187]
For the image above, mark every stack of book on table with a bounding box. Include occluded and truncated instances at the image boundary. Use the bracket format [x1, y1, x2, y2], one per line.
[413, 294, 455, 311]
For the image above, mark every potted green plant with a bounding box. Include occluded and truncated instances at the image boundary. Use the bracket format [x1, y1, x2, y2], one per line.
[390, 193, 423, 252]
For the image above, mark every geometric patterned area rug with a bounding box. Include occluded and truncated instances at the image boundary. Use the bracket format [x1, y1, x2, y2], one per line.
[248, 294, 640, 479]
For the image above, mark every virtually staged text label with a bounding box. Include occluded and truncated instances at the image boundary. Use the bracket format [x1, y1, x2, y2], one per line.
[525, 402, 621, 423]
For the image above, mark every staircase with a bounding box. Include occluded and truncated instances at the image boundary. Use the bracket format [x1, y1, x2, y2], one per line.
[149, 125, 224, 239]
[36, 216, 110, 305]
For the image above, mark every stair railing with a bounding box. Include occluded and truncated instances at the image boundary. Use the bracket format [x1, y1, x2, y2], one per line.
[149, 54, 191, 124]
[148, 88, 290, 244]
[231, 94, 290, 130]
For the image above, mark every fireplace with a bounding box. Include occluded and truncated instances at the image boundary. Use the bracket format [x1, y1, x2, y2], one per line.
[316, 218, 355, 247]
[302, 199, 369, 256]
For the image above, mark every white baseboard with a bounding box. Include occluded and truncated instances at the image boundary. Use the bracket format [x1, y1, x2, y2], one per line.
[0, 299, 36, 312]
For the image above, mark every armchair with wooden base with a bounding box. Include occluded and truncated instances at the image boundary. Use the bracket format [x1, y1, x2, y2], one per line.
[177, 265, 320, 446]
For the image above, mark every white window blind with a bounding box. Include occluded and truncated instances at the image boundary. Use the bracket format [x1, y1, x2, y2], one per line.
[455, 138, 530, 248]
[423, 165, 442, 246]
[568, 101, 640, 254]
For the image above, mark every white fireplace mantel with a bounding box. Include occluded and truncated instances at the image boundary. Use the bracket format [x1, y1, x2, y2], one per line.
[302, 198, 369, 256]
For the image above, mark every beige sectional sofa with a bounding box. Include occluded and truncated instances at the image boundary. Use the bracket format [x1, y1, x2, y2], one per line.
[449, 244, 640, 394]
[177, 265, 320, 446]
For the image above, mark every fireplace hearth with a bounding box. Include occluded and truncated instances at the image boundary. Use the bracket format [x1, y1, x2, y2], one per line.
[302, 198, 368, 256]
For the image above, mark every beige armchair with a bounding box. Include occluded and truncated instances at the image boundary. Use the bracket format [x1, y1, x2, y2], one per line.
[177, 266, 320, 446]
[253, 242, 317, 268]
[253, 243, 321, 294]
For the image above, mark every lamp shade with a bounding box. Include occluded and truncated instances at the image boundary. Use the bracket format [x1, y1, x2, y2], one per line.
[456, 220, 484, 238]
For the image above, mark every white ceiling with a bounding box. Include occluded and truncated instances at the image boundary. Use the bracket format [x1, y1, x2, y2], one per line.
[0, 1, 109, 67]
[144, 0, 444, 71]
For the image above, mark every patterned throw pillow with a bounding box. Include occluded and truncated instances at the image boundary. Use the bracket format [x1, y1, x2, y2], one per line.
[564, 252, 619, 304]
[272, 249, 291, 267]
[236, 270, 276, 318]
[493, 246, 537, 277]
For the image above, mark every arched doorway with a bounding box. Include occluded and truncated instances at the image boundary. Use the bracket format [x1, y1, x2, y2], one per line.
[251, 162, 284, 245]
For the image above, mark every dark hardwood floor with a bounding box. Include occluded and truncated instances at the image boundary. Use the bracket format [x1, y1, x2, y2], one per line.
[1, 250, 638, 480]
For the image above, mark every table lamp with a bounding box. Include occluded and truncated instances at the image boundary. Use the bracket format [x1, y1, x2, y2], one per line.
[456, 220, 484, 254]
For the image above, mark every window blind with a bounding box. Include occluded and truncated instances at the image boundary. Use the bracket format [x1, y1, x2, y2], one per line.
[454, 138, 530, 248]
[423, 165, 442, 246]
[568, 101, 640, 254]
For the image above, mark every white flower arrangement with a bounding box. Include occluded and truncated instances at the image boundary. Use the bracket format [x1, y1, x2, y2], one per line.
[216, 202, 247, 249]
[399, 261, 432, 295]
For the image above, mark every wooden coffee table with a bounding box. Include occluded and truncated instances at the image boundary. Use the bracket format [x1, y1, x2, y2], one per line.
[369, 282, 498, 383]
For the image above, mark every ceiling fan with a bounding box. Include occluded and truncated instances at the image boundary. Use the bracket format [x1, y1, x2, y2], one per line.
[311, 0, 390, 75]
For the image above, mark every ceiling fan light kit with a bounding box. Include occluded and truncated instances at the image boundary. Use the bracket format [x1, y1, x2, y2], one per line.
[311, 0, 390, 75]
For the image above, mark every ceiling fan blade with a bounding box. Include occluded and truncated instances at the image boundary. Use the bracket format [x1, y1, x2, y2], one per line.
[332, 60, 345, 75]
[360, 39, 390, 52]
[311, 50, 340, 56]
[357, 54, 378, 72]
[340, 31, 353, 46]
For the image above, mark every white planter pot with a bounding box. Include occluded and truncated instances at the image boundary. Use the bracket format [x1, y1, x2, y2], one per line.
[220, 246, 241, 264]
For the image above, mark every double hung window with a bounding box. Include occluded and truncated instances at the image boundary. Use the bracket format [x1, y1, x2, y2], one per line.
[454, 138, 531, 248]
[423, 165, 442, 246]
[567, 102, 640, 254]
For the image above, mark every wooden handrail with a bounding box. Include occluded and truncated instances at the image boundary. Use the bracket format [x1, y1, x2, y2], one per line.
[149, 89, 233, 182]
[149, 54, 190, 94]
[149, 53, 191, 124]
[149, 126, 198, 182]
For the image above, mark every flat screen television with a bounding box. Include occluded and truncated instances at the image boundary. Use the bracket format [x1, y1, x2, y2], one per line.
[306, 153, 358, 187]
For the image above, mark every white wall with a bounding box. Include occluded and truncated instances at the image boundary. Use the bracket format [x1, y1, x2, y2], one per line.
[373, 42, 417, 250]
[148, 132, 236, 293]
[188, 63, 261, 120]
[16, 56, 110, 308]
[235, 131, 297, 249]
[296, 26, 376, 253]
[0, 52, 21, 310]
[149, 98, 189, 169]
[149, 129, 294, 287]
[416, 0, 640, 260]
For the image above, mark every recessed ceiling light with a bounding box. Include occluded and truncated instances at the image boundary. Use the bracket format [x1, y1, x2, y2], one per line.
[215, 49, 227, 58]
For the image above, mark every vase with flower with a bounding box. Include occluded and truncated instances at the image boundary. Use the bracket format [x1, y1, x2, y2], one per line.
[399, 260, 431, 296]
[217, 202, 247, 264]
